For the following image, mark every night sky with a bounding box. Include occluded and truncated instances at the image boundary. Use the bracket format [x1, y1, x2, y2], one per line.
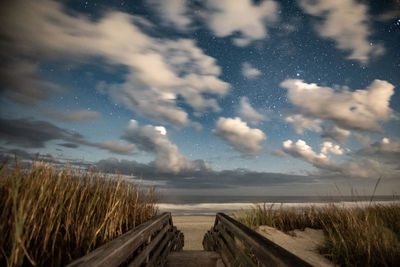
[1, 0, 400, 197]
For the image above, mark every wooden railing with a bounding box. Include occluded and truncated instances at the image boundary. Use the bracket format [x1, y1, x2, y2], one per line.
[67, 212, 183, 267]
[203, 213, 312, 267]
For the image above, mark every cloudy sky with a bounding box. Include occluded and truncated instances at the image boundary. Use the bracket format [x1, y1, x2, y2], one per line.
[1, 0, 400, 197]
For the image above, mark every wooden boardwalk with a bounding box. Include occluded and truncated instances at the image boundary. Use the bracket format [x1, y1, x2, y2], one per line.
[167, 251, 224, 267]
[68, 212, 312, 267]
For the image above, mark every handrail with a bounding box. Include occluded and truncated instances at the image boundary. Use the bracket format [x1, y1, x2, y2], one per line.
[67, 212, 183, 267]
[203, 213, 312, 267]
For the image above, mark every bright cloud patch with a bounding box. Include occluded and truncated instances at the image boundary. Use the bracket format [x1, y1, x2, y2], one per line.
[285, 114, 322, 134]
[239, 97, 266, 125]
[281, 79, 395, 132]
[213, 117, 266, 156]
[242, 62, 261, 79]
[123, 120, 208, 173]
[147, 0, 191, 31]
[298, 0, 384, 63]
[283, 140, 331, 168]
[0, 0, 229, 127]
[205, 0, 279, 46]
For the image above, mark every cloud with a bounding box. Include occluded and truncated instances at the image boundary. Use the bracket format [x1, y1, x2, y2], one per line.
[285, 114, 322, 134]
[42, 110, 100, 122]
[281, 139, 399, 179]
[321, 125, 351, 143]
[239, 97, 266, 125]
[93, 157, 314, 189]
[242, 62, 261, 79]
[0, 59, 63, 104]
[147, 0, 191, 31]
[280, 79, 395, 132]
[213, 117, 266, 156]
[282, 139, 333, 169]
[205, 0, 279, 46]
[356, 137, 400, 164]
[122, 120, 208, 173]
[298, 0, 384, 63]
[0, 117, 135, 155]
[0, 117, 82, 148]
[92, 141, 136, 155]
[0, 0, 229, 127]
[58, 143, 79, 148]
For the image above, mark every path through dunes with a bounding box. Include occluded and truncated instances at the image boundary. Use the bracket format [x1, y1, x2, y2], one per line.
[172, 216, 215, 250]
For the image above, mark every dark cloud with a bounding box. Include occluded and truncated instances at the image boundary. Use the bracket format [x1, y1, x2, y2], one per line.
[0, 117, 82, 148]
[0, 117, 135, 155]
[58, 143, 80, 148]
[92, 157, 315, 189]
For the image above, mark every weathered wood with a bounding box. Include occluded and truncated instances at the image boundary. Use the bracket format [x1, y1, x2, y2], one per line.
[128, 224, 171, 267]
[67, 212, 183, 267]
[146, 227, 179, 267]
[203, 213, 312, 267]
[215, 224, 255, 267]
[167, 251, 225, 267]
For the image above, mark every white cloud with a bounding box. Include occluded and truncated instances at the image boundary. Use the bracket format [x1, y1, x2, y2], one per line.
[285, 114, 322, 134]
[0, 0, 229, 127]
[282, 139, 399, 178]
[242, 62, 261, 79]
[123, 120, 208, 173]
[213, 117, 266, 156]
[147, 0, 191, 31]
[239, 97, 266, 125]
[282, 139, 331, 168]
[205, 0, 279, 46]
[298, 0, 384, 63]
[321, 141, 343, 155]
[321, 125, 351, 143]
[281, 79, 395, 132]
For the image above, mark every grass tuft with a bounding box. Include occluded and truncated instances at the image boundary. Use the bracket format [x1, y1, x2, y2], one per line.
[234, 203, 400, 266]
[0, 161, 158, 266]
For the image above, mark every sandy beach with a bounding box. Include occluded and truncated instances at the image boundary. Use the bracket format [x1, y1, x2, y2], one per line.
[172, 215, 333, 266]
[172, 216, 215, 250]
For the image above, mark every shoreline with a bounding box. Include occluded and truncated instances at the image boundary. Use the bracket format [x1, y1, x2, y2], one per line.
[159, 199, 400, 215]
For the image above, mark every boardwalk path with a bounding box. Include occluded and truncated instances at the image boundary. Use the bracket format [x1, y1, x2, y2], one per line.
[171, 216, 215, 250]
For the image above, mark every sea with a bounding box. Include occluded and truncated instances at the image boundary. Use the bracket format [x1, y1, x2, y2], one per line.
[158, 195, 400, 215]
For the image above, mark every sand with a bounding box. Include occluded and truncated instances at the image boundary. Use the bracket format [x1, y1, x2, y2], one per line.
[257, 226, 334, 266]
[172, 216, 215, 250]
[171, 215, 334, 266]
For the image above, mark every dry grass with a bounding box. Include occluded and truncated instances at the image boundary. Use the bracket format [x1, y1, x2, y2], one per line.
[235, 203, 400, 266]
[0, 161, 158, 266]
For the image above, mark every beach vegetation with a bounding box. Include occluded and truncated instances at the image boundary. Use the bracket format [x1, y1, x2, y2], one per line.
[234, 202, 400, 266]
[0, 160, 158, 266]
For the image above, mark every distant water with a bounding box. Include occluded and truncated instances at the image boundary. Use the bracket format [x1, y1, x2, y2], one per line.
[158, 195, 399, 215]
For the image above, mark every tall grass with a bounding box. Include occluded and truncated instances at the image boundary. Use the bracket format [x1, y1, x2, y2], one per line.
[235, 203, 400, 266]
[0, 161, 158, 266]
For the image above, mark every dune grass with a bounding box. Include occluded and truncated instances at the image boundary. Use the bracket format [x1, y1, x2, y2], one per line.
[234, 203, 400, 266]
[0, 161, 158, 266]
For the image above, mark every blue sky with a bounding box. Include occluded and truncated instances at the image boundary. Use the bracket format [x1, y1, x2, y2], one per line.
[1, 0, 400, 196]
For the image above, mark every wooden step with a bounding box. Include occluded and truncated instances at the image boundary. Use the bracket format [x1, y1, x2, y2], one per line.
[166, 251, 225, 267]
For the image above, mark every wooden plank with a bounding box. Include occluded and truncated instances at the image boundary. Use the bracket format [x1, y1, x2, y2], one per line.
[216, 213, 312, 267]
[215, 224, 256, 267]
[67, 212, 171, 267]
[167, 251, 225, 267]
[128, 224, 171, 267]
[146, 227, 178, 266]
[215, 235, 235, 267]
